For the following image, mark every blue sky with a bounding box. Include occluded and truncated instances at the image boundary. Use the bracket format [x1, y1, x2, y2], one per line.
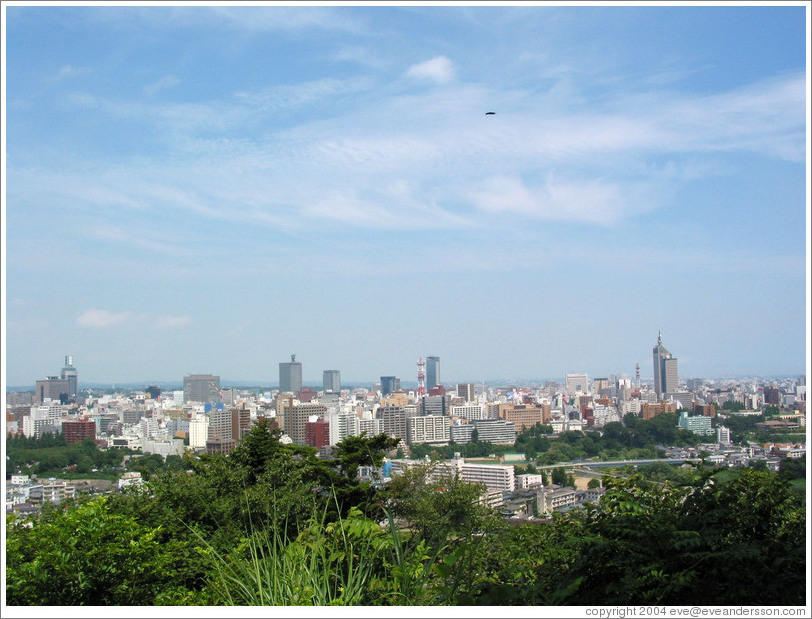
[3, 3, 809, 388]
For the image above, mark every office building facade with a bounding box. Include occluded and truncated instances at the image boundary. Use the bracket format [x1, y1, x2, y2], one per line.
[380, 376, 401, 397]
[323, 370, 341, 393]
[426, 356, 440, 390]
[61, 355, 78, 397]
[279, 355, 303, 393]
[653, 332, 679, 399]
[183, 374, 221, 404]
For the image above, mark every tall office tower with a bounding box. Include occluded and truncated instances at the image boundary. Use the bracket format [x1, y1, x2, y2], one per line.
[380, 376, 401, 397]
[183, 374, 221, 404]
[231, 405, 251, 443]
[377, 405, 409, 442]
[457, 383, 475, 402]
[281, 401, 327, 445]
[426, 356, 440, 390]
[279, 354, 303, 393]
[323, 370, 341, 393]
[593, 378, 610, 395]
[34, 377, 70, 404]
[61, 355, 78, 397]
[652, 332, 679, 400]
[565, 373, 589, 394]
[206, 405, 235, 455]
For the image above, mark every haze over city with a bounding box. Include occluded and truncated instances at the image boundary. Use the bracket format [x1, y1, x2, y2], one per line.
[3, 3, 809, 388]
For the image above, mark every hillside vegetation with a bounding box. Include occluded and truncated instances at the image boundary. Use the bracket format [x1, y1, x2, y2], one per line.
[6, 419, 806, 606]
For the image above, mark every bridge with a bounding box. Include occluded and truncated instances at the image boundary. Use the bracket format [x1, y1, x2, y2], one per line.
[537, 458, 700, 471]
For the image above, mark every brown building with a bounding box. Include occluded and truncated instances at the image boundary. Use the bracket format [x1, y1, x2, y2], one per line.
[305, 418, 330, 449]
[694, 403, 717, 418]
[231, 406, 252, 443]
[641, 401, 676, 420]
[62, 418, 97, 444]
[498, 404, 550, 432]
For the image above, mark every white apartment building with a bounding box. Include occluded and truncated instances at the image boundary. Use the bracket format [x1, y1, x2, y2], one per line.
[620, 399, 642, 416]
[516, 473, 544, 489]
[385, 456, 514, 493]
[450, 403, 490, 420]
[591, 404, 622, 428]
[188, 414, 210, 450]
[358, 418, 384, 437]
[408, 415, 450, 445]
[460, 462, 515, 493]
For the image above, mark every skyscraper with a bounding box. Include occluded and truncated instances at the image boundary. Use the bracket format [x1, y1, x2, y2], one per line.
[426, 356, 440, 389]
[653, 332, 679, 400]
[183, 374, 221, 404]
[61, 355, 78, 397]
[380, 376, 401, 397]
[565, 373, 589, 394]
[279, 354, 303, 393]
[457, 383, 475, 402]
[323, 370, 341, 393]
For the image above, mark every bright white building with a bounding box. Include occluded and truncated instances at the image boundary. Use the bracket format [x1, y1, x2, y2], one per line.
[188, 414, 210, 449]
[408, 415, 450, 445]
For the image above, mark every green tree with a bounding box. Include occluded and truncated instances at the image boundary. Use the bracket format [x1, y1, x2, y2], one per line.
[331, 432, 399, 480]
[6, 497, 193, 605]
[550, 467, 568, 486]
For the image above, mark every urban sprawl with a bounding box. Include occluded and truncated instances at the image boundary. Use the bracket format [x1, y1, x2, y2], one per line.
[6, 334, 807, 518]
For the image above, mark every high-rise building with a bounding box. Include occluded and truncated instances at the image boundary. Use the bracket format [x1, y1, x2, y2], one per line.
[653, 332, 679, 400]
[231, 406, 252, 443]
[380, 376, 401, 397]
[498, 404, 548, 431]
[206, 404, 235, 455]
[407, 415, 450, 445]
[457, 383, 475, 402]
[34, 377, 70, 404]
[426, 356, 440, 390]
[279, 355, 303, 393]
[377, 405, 409, 442]
[305, 418, 331, 448]
[565, 373, 589, 394]
[323, 370, 341, 393]
[279, 398, 327, 445]
[61, 355, 78, 397]
[183, 374, 221, 404]
[61, 418, 96, 444]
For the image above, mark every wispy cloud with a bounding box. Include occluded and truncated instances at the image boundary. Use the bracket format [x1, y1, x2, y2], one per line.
[10, 65, 805, 244]
[76, 309, 191, 330]
[58, 64, 90, 79]
[153, 315, 192, 329]
[143, 74, 180, 97]
[406, 56, 455, 84]
[76, 309, 138, 328]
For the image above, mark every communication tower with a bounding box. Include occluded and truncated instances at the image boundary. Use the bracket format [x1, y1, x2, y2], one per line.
[417, 357, 426, 397]
[635, 362, 640, 389]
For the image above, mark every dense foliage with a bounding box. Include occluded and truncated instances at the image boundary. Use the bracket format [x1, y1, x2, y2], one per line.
[6, 434, 131, 478]
[5, 421, 807, 606]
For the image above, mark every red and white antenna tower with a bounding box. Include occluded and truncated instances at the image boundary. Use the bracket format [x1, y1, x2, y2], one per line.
[417, 357, 426, 397]
[635, 362, 640, 389]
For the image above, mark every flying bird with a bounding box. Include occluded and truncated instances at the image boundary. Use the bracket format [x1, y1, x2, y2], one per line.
[485, 111, 495, 115]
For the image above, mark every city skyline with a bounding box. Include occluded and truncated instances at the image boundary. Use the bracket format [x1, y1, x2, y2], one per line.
[3, 4, 810, 387]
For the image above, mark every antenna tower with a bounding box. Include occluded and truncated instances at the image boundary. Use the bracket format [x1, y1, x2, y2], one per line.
[635, 362, 640, 389]
[417, 357, 426, 397]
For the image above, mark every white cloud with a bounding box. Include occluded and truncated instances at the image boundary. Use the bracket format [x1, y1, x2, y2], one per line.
[76, 309, 191, 330]
[76, 309, 138, 328]
[406, 56, 455, 84]
[153, 315, 191, 329]
[143, 74, 180, 97]
[58, 64, 90, 79]
[469, 174, 656, 226]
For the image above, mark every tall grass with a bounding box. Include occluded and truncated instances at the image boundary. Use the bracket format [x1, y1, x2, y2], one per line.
[192, 499, 456, 606]
[197, 506, 382, 605]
